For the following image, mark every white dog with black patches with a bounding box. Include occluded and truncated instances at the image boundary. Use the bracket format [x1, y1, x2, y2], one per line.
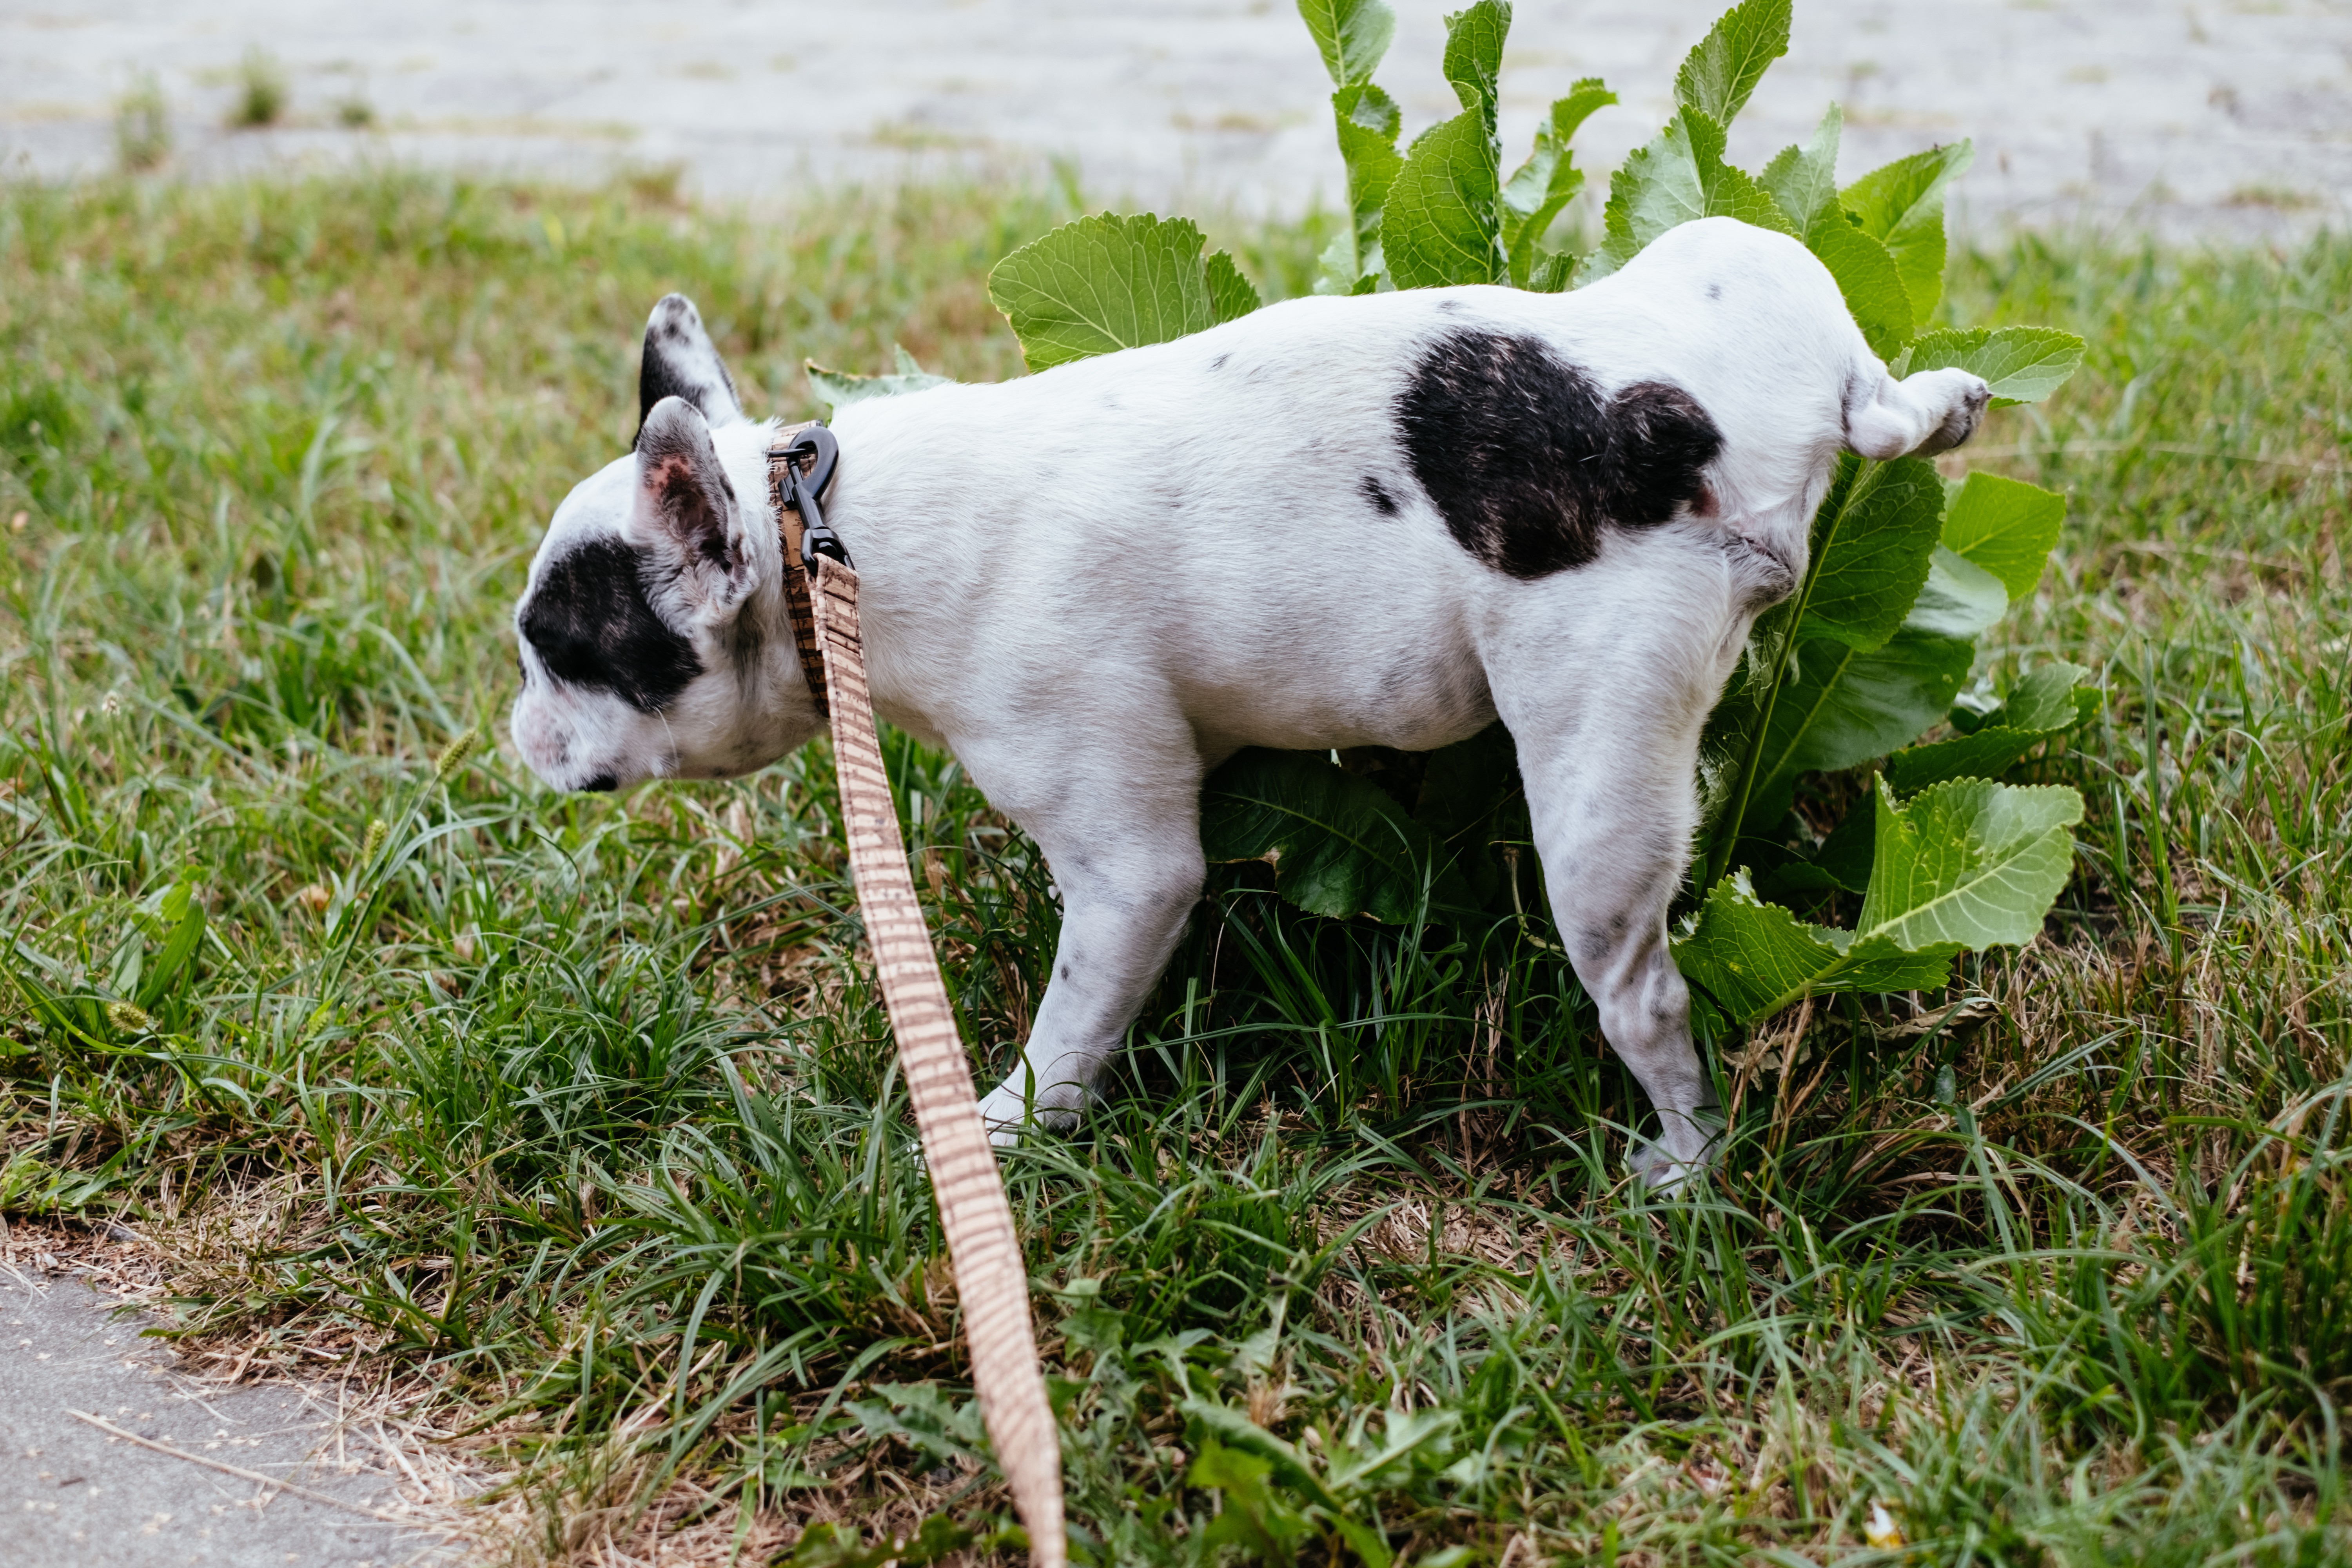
[509, 217, 1989, 1187]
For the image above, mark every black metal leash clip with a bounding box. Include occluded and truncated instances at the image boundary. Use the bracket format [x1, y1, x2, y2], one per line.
[778, 424, 852, 571]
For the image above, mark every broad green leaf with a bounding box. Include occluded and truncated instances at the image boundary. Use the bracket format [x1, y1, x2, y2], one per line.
[1673, 0, 1791, 128]
[1900, 325, 2086, 407]
[987, 213, 1260, 369]
[1201, 748, 1477, 923]
[1764, 107, 1914, 368]
[1800, 455, 1947, 652]
[1884, 728, 2042, 795]
[1588, 107, 1794, 277]
[1323, 82, 1406, 290]
[1677, 775, 2080, 1022]
[1804, 209, 1913, 360]
[1672, 870, 1844, 1024]
[1441, 0, 1509, 131]
[2002, 661, 2094, 731]
[1884, 662, 2095, 793]
[1942, 470, 2066, 598]
[1860, 775, 2083, 951]
[1819, 929, 1970, 994]
[1501, 79, 1617, 285]
[1903, 545, 2008, 640]
[1298, 0, 1396, 87]
[804, 345, 954, 417]
[1383, 110, 1503, 287]
[1762, 103, 1843, 240]
[1747, 627, 1977, 828]
[1673, 870, 1960, 1023]
[1840, 142, 1973, 326]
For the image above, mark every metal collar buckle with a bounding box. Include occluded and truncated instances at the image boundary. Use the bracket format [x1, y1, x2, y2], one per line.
[771, 424, 851, 571]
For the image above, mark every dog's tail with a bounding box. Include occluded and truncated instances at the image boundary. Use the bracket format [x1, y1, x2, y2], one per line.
[1842, 357, 1992, 461]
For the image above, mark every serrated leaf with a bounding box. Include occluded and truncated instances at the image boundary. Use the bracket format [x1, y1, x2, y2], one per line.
[1904, 546, 2009, 640]
[1820, 929, 1968, 994]
[1205, 250, 1264, 324]
[1588, 107, 1795, 277]
[1884, 728, 2043, 795]
[1762, 103, 1843, 239]
[1325, 82, 1406, 290]
[1942, 470, 2066, 598]
[1860, 775, 2083, 951]
[1672, 871, 1845, 1023]
[987, 214, 1259, 369]
[1884, 664, 2092, 793]
[1900, 325, 2085, 407]
[1201, 749, 1477, 923]
[2002, 661, 2094, 731]
[1805, 207, 1914, 359]
[804, 345, 955, 417]
[1440, 0, 1509, 131]
[1800, 455, 1947, 652]
[1673, 0, 1791, 128]
[1678, 775, 2080, 1022]
[1502, 79, 1616, 285]
[1383, 109, 1502, 287]
[1840, 142, 1973, 326]
[1298, 0, 1396, 87]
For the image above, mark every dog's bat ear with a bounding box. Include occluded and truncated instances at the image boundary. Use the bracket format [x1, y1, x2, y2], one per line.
[635, 396, 748, 596]
[635, 294, 745, 445]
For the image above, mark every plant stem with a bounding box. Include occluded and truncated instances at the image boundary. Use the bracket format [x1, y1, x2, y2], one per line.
[1703, 458, 1877, 891]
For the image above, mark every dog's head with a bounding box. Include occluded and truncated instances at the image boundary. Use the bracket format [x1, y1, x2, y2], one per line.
[509, 295, 822, 793]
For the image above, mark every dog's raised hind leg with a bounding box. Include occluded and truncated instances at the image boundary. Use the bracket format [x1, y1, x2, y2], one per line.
[956, 722, 1207, 1143]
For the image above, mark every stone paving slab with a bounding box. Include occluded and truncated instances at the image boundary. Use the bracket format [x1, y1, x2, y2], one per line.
[2, 1270, 459, 1568]
[2, 0, 2347, 240]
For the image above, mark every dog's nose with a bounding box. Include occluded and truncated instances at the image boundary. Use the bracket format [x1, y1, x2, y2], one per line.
[580, 773, 618, 793]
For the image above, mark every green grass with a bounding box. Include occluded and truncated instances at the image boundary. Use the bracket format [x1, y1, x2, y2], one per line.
[2, 171, 2348, 1567]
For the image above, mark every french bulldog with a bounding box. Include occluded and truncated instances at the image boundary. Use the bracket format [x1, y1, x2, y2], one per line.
[508, 216, 1989, 1186]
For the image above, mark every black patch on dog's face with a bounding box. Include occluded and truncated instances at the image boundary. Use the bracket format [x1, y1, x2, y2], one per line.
[1360, 475, 1399, 516]
[519, 538, 703, 713]
[1399, 329, 1723, 578]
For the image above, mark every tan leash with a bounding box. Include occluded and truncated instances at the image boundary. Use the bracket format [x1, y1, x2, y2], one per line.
[767, 425, 1066, 1568]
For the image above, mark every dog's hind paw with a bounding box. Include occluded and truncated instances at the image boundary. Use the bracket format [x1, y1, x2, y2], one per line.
[1629, 1118, 1721, 1193]
[976, 1084, 1079, 1147]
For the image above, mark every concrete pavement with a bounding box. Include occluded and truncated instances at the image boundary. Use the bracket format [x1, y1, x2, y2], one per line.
[2, 1269, 460, 1568]
[1, 1, 2347, 240]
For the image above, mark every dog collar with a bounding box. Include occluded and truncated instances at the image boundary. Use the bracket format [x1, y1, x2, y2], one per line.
[765, 423, 846, 718]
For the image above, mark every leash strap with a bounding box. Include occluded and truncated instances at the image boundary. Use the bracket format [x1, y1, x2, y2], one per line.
[766, 430, 1066, 1568]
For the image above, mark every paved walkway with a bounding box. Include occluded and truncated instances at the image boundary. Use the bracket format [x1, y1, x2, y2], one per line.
[2, 1268, 459, 1568]
[2, 1, 2347, 240]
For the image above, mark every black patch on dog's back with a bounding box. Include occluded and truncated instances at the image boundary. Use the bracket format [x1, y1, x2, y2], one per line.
[519, 538, 702, 713]
[1360, 475, 1399, 515]
[1398, 329, 1722, 578]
